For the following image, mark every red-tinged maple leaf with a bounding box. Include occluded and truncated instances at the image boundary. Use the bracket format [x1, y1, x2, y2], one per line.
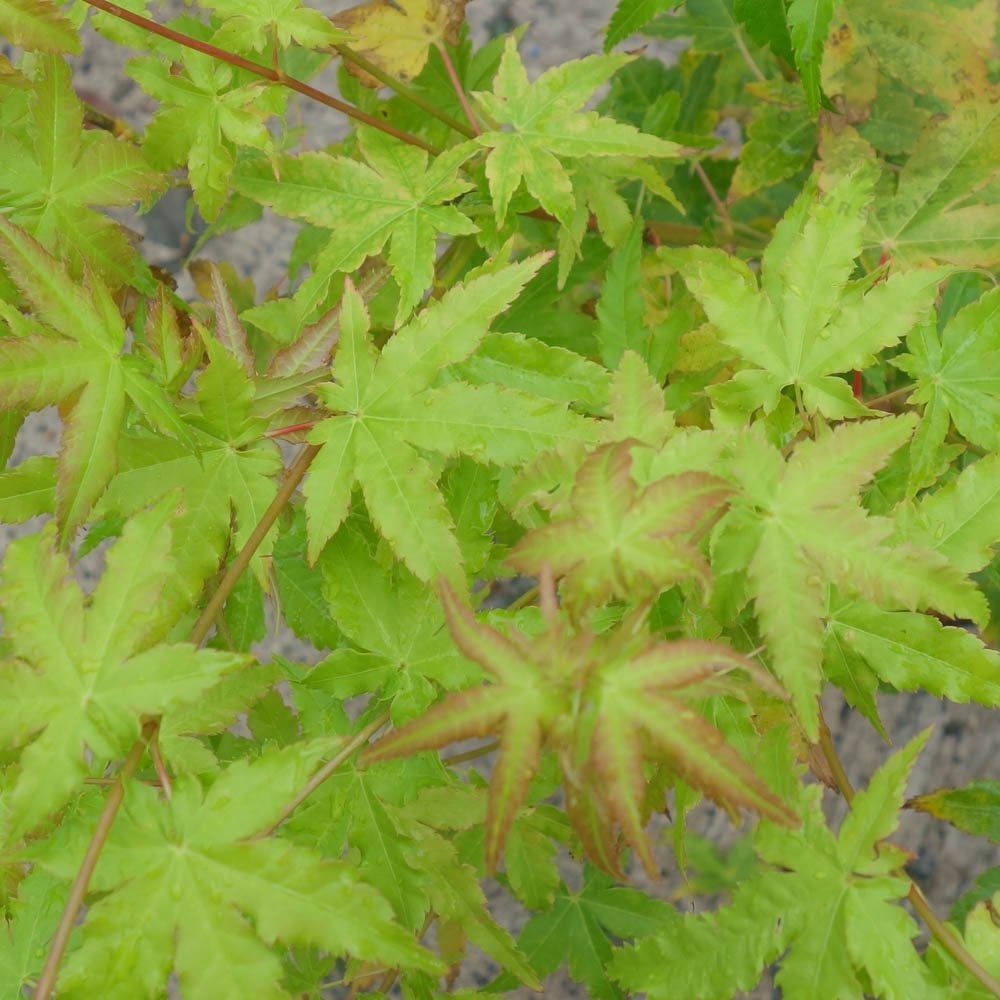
[362, 583, 796, 877]
[506, 440, 732, 615]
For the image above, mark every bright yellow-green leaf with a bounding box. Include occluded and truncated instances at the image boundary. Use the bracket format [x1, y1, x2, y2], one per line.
[0, 0, 79, 53]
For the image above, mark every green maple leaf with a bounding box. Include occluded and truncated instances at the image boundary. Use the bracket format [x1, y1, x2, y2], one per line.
[303, 259, 596, 585]
[364, 583, 793, 876]
[473, 39, 681, 229]
[866, 97, 1000, 268]
[0, 217, 181, 540]
[896, 451, 1000, 575]
[507, 440, 732, 615]
[612, 732, 939, 999]
[0, 56, 163, 289]
[234, 129, 479, 324]
[663, 170, 950, 420]
[203, 0, 348, 52]
[604, 0, 675, 51]
[55, 746, 439, 997]
[643, 0, 747, 54]
[908, 781, 1000, 843]
[96, 334, 284, 594]
[893, 287, 1000, 454]
[304, 520, 480, 724]
[786, 0, 835, 113]
[0, 499, 248, 843]
[718, 416, 987, 739]
[827, 598, 1000, 711]
[760, 732, 940, 998]
[492, 864, 675, 1000]
[0, 0, 78, 52]
[128, 42, 285, 221]
[728, 82, 816, 200]
[0, 871, 65, 993]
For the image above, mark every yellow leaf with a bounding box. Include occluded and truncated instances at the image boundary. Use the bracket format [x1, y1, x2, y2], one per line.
[334, 0, 469, 86]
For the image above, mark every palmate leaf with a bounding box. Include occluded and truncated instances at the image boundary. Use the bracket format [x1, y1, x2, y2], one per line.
[234, 131, 478, 325]
[202, 0, 347, 52]
[896, 452, 1000, 574]
[0, 217, 177, 540]
[604, 0, 675, 51]
[0, 499, 248, 844]
[96, 334, 283, 594]
[303, 260, 596, 585]
[721, 417, 987, 739]
[333, 0, 469, 85]
[473, 39, 681, 229]
[893, 288, 1000, 453]
[663, 170, 949, 420]
[305, 521, 479, 723]
[0, 56, 163, 290]
[492, 864, 674, 1000]
[128, 45, 285, 222]
[55, 747, 439, 998]
[364, 583, 793, 877]
[828, 598, 1000, 709]
[507, 440, 731, 615]
[786, 0, 835, 113]
[613, 733, 937, 998]
[866, 97, 1000, 268]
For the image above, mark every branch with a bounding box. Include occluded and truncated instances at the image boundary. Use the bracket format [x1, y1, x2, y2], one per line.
[34, 721, 158, 1000]
[83, 0, 439, 154]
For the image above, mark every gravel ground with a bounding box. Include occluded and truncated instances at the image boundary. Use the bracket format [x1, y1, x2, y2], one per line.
[4, 2, 999, 997]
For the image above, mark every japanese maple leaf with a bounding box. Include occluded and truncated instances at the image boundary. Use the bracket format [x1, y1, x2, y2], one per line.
[716, 415, 987, 740]
[473, 39, 682, 229]
[303, 258, 597, 585]
[865, 97, 1000, 269]
[96, 334, 284, 594]
[0, 217, 180, 540]
[305, 521, 480, 724]
[507, 440, 731, 615]
[55, 746, 439, 997]
[234, 128, 478, 324]
[363, 583, 794, 876]
[663, 169, 951, 420]
[202, 0, 348, 52]
[128, 46, 284, 221]
[611, 733, 941, 999]
[892, 286, 1000, 457]
[0, 55, 164, 290]
[491, 864, 674, 1000]
[0, 498, 248, 844]
[333, 0, 469, 84]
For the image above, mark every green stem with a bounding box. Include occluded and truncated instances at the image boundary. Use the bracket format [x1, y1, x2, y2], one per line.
[817, 708, 1000, 998]
[34, 721, 158, 1000]
[83, 0, 439, 154]
[334, 44, 474, 139]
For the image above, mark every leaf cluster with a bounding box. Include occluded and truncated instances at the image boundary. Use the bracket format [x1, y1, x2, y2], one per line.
[1, 0, 1000, 997]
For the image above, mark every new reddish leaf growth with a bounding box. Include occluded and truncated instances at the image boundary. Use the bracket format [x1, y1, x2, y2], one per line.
[362, 582, 796, 877]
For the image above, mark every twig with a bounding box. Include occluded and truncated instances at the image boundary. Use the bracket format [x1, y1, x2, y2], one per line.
[335, 44, 474, 139]
[83, 0, 439, 154]
[34, 721, 158, 1000]
[436, 42, 481, 136]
